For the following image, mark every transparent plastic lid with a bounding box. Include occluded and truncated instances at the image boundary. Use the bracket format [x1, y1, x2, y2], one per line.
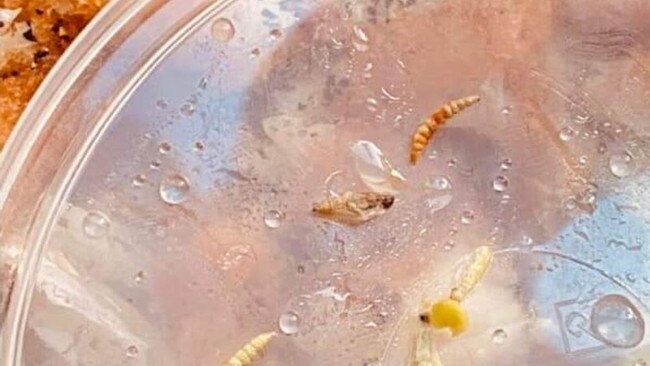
[1, 0, 650, 365]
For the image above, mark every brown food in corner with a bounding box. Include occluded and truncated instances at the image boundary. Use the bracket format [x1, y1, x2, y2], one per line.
[0, 0, 108, 149]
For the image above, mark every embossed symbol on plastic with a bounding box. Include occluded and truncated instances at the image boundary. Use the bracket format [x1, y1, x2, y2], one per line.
[555, 298, 607, 356]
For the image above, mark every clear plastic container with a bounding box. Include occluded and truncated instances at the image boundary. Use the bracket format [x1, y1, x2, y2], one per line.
[1, 0, 650, 365]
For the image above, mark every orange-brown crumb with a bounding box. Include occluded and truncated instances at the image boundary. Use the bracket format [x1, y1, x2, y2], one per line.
[0, 0, 107, 148]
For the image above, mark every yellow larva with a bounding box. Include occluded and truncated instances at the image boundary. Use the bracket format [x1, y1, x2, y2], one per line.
[409, 95, 481, 164]
[419, 246, 493, 336]
[224, 332, 277, 366]
[409, 328, 444, 366]
[449, 245, 493, 302]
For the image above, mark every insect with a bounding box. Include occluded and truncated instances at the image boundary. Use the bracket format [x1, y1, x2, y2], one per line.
[224, 331, 277, 366]
[449, 245, 493, 302]
[409, 95, 481, 164]
[419, 246, 493, 336]
[312, 191, 395, 224]
[408, 328, 444, 366]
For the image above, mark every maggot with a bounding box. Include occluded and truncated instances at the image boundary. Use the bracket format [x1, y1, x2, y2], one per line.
[224, 332, 277, 366]
[408, 328, 444, 366]
[410, 95, 481, 164]
[449, 245, 493, 302]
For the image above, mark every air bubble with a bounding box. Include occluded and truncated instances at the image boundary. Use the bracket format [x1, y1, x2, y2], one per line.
[150, 161, 161, 170]
[250, 48, 261, 58]
[211, 17, 235, 43]
[159, 174, 190, 205]
[82, 211, 110, 239]
[279, 311, 300, 335]
[194, 141, 205, 152]
[501, 106, 512, 115]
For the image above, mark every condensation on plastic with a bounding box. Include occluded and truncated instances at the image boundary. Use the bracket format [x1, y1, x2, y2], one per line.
[1, 0, 650, 365]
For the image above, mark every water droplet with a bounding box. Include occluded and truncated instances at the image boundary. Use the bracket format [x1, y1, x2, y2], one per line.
[155, 99, 168, 109]
[279, 311, 300, 335]
[443, 241, 455, 251]
[134, 270, 146, 284]
[635, 359, 647, 366]
[126, 345, 139, 358]
[211, 17, 235, 43]
[501, 106, 512, 115]
[461, 210, 475, 225]
[82, 211, 110, 239]
[572, 110, 590, 125]
[350, 140, 406, 194]
[492, 175, 509, 192]
[522, 235, 534, 246]
[559, 126, 577, 141]
[198, 77, 209, 90]
[578, 155, 589, 166]
[150, 161, 161, 170]
[132, 174, 146, 187]
[250, 48, 261, 58]
[159, 174, 190, 205]
[159, 142, 171, 154]
[365, 97, 378, 112]
[491, 329, 508, 344]
[564, 198, 577, 211]
[180, 103, 195, 117]
[598, 142, 608, 154]
[380, 87, 400, 101]
[263, 210, 284, 229]
[426, 175, 452, 190]
[426, 195, 453, 214]
[590, 294, 644, 348]
[499, 158, 512, 171]
[194, 141, 205, 151]
[352, 27, 370, 52]
[353, 25, 369, 42]
[270, 28, 282, 39]
[609, 152, 636, 178]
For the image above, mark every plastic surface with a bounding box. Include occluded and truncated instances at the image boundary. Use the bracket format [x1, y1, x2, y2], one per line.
[1, 0, 650, 365]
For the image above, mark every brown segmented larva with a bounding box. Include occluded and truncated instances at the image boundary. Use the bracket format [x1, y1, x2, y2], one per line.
[449, 246, 493, 303]
[312, 191, 395, 224]
[409, 95, 481, 164]
[409, 328, 444, 366]
[224, 332, 277, 366]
